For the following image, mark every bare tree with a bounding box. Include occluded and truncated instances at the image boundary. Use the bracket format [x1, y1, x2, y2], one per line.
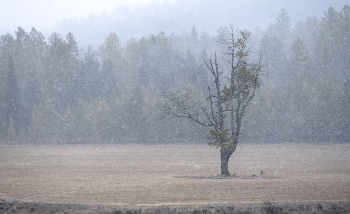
[163, 26, 264, 176]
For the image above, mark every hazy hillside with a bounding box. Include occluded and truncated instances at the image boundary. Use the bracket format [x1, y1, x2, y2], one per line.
[54, 0, 349, 47]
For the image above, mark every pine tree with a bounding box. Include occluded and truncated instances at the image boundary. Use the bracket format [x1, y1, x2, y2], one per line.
[99, 33, 121, 98]
[5, 57, 21, 135]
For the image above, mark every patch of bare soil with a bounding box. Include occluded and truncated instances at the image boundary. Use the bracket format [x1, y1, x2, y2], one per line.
[0, 143, 349, 213]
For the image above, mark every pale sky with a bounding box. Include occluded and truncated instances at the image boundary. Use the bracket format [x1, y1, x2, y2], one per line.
[0, 0, 171, 34]
[1, 0, 347, 39]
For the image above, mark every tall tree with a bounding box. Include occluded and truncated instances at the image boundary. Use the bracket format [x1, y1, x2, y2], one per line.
[338, 5, 350, 141]
[338, 5, 350, 83]
[99, 33, 122, 98]
[5, 57, 21, 134]
[190, 25, 198, 41]
[65, 32, 79, 106]
[46, 32, 78, 112]
[275, 8, 291, 47]
[78, 45, 101, 101]
[285, 38, 311, 141]
[164, 27, 264, 176]
[14, 27, 42, 132]
[316, 6, 340, 80]
[0, 34, 14, 137]
[0, 34, 22, 136]
[260, 35, 287, 86]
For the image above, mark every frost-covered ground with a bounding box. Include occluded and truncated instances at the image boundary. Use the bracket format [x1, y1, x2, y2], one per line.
[0, 143, 349, 213]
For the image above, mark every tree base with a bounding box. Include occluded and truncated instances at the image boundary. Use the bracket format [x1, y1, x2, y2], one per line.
[220, 146, 236, 176]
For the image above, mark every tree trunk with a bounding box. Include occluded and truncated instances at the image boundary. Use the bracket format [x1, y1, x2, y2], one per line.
[220, 151, 231, 176]
[220, 141, 237, 176]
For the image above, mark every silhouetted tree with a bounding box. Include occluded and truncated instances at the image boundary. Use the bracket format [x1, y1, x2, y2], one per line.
[164, 27, 264, 176]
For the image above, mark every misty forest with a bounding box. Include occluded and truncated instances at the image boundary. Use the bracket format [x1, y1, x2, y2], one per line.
[0, 5, 350, 145]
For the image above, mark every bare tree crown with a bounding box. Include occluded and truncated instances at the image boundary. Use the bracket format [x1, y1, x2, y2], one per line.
[163, 27, 264, 150]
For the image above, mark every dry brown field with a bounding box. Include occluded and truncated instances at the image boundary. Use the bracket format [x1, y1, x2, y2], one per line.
[0, 143, 350, 213]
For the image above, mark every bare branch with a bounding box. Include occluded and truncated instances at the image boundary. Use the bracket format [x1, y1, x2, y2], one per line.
[201, 107, 216, 129]
[162, 94, 210, 127]
[207, 86, 218, 129]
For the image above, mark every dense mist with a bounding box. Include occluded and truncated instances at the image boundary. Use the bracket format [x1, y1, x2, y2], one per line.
[54, 0, 349, 47]
[0, 4, 349, 144]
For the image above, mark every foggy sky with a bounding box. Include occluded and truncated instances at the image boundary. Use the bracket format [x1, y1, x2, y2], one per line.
[0, 0, 168, 34]
[1, 0, 348, 38]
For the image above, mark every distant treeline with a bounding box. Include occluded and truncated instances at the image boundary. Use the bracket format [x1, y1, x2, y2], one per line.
[0, 5, 349, 144]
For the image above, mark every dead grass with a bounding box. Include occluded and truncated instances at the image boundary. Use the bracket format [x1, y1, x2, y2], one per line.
[0, 143, 349, 210]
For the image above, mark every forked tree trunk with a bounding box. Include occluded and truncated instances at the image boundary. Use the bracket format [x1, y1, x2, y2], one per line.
[220, 141, 237, 176]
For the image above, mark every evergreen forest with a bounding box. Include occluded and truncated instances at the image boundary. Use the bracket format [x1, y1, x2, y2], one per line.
[0, 5, 349, 144]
